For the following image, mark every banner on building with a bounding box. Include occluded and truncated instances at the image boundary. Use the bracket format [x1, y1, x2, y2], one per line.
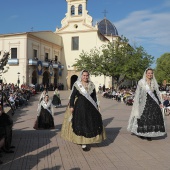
[37, 61, 43, 75]
[58, 64, 62, 76]
[49, 63, 53, 76]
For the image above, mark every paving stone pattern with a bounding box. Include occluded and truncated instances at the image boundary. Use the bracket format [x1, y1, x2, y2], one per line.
[0, 91, 170, 170]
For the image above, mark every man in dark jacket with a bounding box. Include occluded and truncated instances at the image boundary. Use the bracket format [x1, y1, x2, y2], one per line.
[0, 105, 14, 154]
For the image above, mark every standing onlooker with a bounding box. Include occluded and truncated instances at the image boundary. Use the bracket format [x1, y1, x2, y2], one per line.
[102, 84, 105, 92]
[0, 105, 14, 153]
[0, 109, 5, 164]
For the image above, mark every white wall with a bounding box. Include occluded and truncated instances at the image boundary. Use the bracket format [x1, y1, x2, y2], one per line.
[0, 34, 27, 85]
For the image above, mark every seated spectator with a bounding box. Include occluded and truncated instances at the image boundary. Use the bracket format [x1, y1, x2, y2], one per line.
[8, 93, 17, 109]
[115, 91, 121, 102]
[18, 93, 27, 106]
[112, 89, 116, 99]
[163, 96, 170, 107]
[14, 93, 23, 106]
[102, 91, 107, 97]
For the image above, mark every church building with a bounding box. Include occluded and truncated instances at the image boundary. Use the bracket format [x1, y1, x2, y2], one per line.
[0, 0, 120, 90]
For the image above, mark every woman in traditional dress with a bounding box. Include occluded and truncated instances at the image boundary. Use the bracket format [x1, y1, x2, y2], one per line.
[37, 95, 54, 129]
[52, 88, 61, 107]
[127, 68, 166, 141]
[61, 70, 106, 151]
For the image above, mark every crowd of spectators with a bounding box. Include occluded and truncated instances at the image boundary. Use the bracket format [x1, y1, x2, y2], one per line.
[100, 84, 170, 108]
[161, 86, 170, 115]
[0, 83, 37, 164]
[100, 85, 135, 105]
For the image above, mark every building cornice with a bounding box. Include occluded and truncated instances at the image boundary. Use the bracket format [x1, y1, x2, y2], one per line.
[27, 33, 62, 50]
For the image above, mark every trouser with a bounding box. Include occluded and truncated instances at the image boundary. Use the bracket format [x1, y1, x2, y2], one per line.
[4, 125, 13, 150]
[0, 138, 5, 148]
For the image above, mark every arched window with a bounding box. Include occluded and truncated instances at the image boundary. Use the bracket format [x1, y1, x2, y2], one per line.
[71, 5, 75, 16]
[78, 4, 82, 15]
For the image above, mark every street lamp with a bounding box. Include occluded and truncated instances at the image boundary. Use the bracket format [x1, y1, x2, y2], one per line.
[23, 75, 25, 84]
[17, 72, 20, 87]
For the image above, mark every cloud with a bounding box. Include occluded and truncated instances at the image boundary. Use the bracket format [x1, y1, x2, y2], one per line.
[9, 15, 19, 19]
[115, 10, 170, 48]
[162, 0, 170, 8]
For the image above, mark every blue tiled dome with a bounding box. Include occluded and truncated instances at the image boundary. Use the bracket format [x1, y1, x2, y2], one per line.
[98, 18, 118, 36]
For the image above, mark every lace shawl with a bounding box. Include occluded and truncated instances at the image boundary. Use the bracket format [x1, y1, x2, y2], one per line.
[74, 80, 98, 109]
[69, 70, 100, 106]
[39, 91, 47, 103]
[37, 99, 54, 116]
[54, 90, 60, 97]
[127, 69, 163, 131]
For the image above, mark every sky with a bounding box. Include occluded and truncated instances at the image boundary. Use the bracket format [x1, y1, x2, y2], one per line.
[0, 0, 170, 68]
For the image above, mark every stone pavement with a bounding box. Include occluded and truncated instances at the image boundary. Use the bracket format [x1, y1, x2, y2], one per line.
[0, 90, 170, 170]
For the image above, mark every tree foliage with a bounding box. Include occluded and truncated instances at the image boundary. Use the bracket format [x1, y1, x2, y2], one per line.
[154, 53, 170, 84]
[73, 35, 154, 86]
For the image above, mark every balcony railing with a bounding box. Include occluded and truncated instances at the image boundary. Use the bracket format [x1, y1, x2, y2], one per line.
[28, 59, 64, 69]
[28, 59, 37, 65]
[8, 59, 19, 65]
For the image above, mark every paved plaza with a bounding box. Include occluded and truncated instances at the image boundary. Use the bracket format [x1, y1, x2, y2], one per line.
[0, 90, 170, 170]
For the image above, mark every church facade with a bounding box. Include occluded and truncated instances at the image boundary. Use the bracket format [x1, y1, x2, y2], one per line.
[0, 0, 121, 90]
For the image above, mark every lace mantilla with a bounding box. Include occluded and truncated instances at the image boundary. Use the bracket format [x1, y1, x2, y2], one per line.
[37, 99, 54, 116]
[127, 79, 163, 132]
[74, 81, 98, 109]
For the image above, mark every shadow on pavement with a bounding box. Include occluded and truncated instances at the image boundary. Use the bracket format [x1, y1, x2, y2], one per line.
[1, 147, 59, 170]
[54, 110, 65, 116]
[0, 130, 58, 169]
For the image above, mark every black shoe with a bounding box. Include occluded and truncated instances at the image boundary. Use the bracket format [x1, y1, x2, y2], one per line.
[140, 136, 146, 139]
[82, 146, 90, 152]
[138, 136, 145, 139]
[0, 160, 3, 164]
[2, 148, 14, 153]
[10, 146, 15, 149]
[5, 150, 14, 153]
[147, 137, 152, 141]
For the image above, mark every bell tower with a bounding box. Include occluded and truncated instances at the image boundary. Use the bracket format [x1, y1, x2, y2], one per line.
[66, 0, 86, 17]
[58, 0, 93, 29]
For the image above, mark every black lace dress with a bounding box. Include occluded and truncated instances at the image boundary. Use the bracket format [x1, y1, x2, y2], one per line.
[70, 86, 103, 138]
[137, 90, 165, 134]
[52, 94, 61, 106]
[38, 106, 54, 129]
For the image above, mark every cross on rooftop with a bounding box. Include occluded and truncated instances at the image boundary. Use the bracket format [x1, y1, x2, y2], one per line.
[102, 9, 108, 18]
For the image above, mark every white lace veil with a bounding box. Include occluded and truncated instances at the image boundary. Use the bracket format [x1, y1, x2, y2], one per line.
[77, 70, 91, 82]
[69, 70, 93, 99]
[142, 68, 162, 102]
